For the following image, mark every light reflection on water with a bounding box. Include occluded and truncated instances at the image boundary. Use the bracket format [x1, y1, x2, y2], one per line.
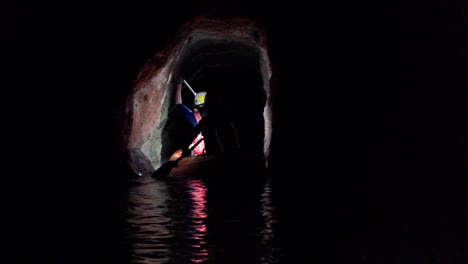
[121, 174, 281, 263]
[188, 179, 208, 263]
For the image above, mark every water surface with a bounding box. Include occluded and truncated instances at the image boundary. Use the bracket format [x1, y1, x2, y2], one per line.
[120, 173, 282, 263]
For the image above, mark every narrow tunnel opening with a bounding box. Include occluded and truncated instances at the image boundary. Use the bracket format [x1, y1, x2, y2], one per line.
[161, 40, 266, 163]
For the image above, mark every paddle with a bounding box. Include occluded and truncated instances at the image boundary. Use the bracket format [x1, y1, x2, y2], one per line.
[152, 137, 204, 178]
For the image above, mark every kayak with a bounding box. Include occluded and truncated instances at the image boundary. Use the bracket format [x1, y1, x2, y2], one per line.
[166, 152, 266, 178]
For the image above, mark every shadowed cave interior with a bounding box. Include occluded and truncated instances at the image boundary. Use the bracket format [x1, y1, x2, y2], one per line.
[161, 40, 267, 164]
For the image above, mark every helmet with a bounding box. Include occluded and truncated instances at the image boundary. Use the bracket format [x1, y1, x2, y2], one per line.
[194, 91, 207, 108]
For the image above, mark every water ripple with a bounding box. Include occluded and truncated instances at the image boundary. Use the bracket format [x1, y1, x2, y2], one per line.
[120, 175, 281, 263]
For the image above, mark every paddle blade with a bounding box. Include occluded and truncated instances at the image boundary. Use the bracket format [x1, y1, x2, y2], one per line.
[152, 161, 177, 178]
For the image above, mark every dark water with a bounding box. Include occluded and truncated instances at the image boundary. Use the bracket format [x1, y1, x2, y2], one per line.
[115, 165, 466, 264]
[119, 174, 282, 263]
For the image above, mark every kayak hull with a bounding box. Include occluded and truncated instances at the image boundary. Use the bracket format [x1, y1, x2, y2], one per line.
[167, 153, 266, 178]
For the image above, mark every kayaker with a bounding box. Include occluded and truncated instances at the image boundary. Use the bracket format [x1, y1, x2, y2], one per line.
[181, 90, 240, 156]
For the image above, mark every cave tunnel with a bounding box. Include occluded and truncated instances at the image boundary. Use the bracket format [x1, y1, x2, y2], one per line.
[122, 17, 272, 175]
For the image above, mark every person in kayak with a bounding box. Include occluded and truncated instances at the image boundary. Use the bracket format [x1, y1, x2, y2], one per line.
[181, 89, 240, 157]
[171, 79, 207, 156]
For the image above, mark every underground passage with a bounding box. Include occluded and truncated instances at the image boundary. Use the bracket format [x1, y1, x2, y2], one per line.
[121, 17, 273, 176]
